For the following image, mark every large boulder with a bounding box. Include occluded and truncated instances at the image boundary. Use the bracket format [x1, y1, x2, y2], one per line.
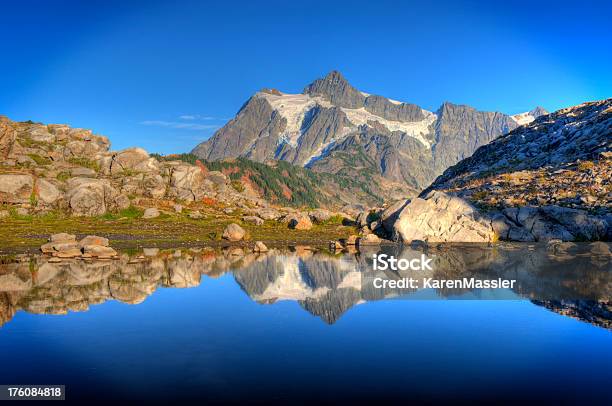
[36, 179, 62, 205]
[0, 174, 33, 204]
[393, 191, 496, 243]
[105, 148, 159, 175]
[65, 178, 128, 216]
[256, 207, 282, 221]
[166, 163, 209, 201]
[222, 223, 246, 241]
[309, 209, 331, 223]
[288, 215, 313, 230]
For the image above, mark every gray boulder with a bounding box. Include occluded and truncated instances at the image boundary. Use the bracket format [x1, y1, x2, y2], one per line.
[222, 223, 246, 241]
[65, 178, 125, 216]
[393, 191, 496, 243]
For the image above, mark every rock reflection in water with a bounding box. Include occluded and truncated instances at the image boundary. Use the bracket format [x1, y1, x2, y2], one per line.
[0, 243, 609, 328]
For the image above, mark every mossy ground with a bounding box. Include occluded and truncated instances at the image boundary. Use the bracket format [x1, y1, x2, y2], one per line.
[0, 210, 356, 254]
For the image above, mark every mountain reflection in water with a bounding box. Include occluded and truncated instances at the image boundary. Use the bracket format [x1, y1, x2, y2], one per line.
[0, 243, 610, 328]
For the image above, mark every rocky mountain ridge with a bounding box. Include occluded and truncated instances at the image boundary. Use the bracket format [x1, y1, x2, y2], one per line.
[192, 71, 547, 199]
[389, 98, 611, 243]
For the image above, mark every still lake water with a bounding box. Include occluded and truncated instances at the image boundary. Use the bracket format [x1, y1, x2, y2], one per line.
[0, 243, 610, 404]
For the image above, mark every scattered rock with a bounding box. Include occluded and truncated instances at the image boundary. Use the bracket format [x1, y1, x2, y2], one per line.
[243, 215, 264, 226]
[256, 208, 281, 220]
[309, 209, 331, 223]
[188, 210, 203, 219]
[142, 207, 160, 219]
[173, 204, 183, 213]
[222, 223, 246, 241]
[50, 233, 76, 243]
[78, 235, 109, 247]
[288, 216, 313, 230]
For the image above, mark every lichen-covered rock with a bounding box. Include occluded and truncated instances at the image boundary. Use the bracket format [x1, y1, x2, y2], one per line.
[393, 191, 496, 243]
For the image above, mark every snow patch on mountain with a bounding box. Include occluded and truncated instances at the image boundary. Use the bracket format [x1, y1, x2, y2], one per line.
[260, 91, 435, 149]
[511, 111, 536, 126]
[342, 106, 436, 148]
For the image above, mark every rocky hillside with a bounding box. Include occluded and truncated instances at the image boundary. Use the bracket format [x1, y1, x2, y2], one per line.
[152, 154, 385, 208]
[389, 99, 611, 243]
[424, 98, 611, 213]
[0, 115, 270, 217]
[192, 71, 546, 199]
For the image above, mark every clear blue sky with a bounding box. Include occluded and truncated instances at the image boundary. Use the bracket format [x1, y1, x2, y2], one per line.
[1, 0, 610, 154]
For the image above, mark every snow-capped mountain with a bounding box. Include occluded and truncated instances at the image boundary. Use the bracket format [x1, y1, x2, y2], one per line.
[192, 71, 547, 198]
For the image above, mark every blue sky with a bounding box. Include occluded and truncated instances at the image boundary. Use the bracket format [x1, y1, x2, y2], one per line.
[1, 0, 610, 154]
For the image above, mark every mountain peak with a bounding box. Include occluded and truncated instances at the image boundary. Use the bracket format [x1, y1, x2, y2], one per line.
[303, 71, 365, 109]
[529, 106, 548, 118]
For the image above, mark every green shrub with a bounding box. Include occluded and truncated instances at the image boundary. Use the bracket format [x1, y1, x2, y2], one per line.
[68, 157, 99, 171]
[27, 154, 51, 166]
[231, 180, 245, 193]
[56, 171, 71, 182]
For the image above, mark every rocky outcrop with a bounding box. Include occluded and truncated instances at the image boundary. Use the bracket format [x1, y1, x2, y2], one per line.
[102, 147, 159, 175]
[0, 115, 265, 216]
[418, 98, 611, 241]
[392, 191, 496, 243]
